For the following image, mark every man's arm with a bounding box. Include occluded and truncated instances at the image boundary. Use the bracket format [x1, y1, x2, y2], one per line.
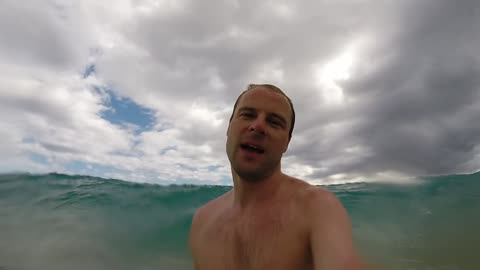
[189, 206, 207, 270]
[308, 189, 366, 270]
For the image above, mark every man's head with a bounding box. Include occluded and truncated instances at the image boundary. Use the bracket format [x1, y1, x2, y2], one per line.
[226, 84, 295, 181]
[229, 84, 296, 139]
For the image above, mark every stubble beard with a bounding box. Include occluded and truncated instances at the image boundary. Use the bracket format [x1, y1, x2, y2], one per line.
[226, 137, 282, 182]
[231, 152, 281, 183]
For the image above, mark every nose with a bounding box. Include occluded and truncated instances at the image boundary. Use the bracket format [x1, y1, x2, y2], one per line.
[248, 117, 266, 135]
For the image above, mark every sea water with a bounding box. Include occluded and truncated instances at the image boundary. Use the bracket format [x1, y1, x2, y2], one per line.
[1, 172, 479, 269]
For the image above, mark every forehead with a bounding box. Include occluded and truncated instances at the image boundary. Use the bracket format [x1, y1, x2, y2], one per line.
[236, 87, 292, 119]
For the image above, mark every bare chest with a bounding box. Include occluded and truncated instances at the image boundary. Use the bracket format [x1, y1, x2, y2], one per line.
[196, 209, 311, 270]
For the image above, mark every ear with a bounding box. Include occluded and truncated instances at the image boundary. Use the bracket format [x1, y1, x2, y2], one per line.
[282, 137, 291, 153]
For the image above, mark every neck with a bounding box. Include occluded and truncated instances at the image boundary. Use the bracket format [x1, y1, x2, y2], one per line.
[231, 169, 284, 209]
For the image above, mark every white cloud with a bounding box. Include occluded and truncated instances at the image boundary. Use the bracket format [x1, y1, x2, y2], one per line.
[0, 0, 478, 185]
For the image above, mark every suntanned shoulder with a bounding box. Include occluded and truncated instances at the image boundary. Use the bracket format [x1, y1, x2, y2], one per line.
[301, 182, 377, 270]
[190, 190, 231, 229]
[284, 177, 339, 217]
[286, 176, 332, 205]
[189, 191, 232, 266]
[304, 185, 340, 211]
[303, 185, 369, 270]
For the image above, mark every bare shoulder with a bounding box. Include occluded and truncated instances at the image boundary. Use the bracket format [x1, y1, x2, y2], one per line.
[304, 186, 368, 269]
[297, 182, 351, 239]
[286, 178, 368, 269]
[284, 177, 342, 223]
[191, 190, 231, 230]
[189, 190, 232, 266]
[286, 177, 336, 210]
[304, 185, 344, 213]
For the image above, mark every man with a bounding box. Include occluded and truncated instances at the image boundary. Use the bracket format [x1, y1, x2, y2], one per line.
[189, 84, 366, 270]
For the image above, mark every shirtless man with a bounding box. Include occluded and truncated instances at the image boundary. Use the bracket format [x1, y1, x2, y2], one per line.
[189, 84, 366, 270]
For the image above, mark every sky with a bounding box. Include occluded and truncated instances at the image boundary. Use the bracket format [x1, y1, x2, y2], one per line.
[0, 0, 479, 185]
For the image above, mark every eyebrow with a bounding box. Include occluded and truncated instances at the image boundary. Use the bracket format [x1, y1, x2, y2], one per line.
[237, 107, 288, 126]
[237, 107, 255, 114]
[269, 113, 287, 126]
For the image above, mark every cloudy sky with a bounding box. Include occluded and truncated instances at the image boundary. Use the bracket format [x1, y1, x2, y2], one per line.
[1, 0, 479, 185]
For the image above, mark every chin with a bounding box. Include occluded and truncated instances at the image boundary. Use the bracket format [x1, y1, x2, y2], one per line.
[233, 165, 274, 182]
[238, 172, 267, 182]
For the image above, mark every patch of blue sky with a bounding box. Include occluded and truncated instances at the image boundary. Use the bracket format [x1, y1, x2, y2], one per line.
[22, 137, 35, 144]
[176, 163, 198, 171]
[160, 146, 177, 155]
[101, 91, 156, 135]
[83, 63, 96, 78]
[207, 165, 223, 172]
[82, 64, 157, 135]
[29, 153, 49, 165]
[220, 175, 233, 186]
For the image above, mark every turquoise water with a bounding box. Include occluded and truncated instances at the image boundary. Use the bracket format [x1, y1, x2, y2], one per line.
[0, 172, 479, 269]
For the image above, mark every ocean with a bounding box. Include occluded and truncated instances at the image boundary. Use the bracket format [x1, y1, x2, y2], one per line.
[0, 172, 479, 270]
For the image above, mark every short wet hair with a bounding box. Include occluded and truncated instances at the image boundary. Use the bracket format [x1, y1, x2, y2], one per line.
[228, 84, 295, 138]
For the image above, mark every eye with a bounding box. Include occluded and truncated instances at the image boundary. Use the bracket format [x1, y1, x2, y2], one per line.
[240, 112, 255, 118]
[268, 119, 282, 127]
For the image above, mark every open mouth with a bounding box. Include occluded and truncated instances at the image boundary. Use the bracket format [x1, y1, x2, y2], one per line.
[240, 144, 265, 154]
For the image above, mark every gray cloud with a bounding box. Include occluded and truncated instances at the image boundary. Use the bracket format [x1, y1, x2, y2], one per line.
[305, 0, 480, 178]
[0, 0, 478, 183]
[78, 0, 480, 181]
[0, 1, 93, 70]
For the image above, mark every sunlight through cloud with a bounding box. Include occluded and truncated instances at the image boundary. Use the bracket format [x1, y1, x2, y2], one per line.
[314, 45, 356, 105]
[190, 102, 224, 127]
